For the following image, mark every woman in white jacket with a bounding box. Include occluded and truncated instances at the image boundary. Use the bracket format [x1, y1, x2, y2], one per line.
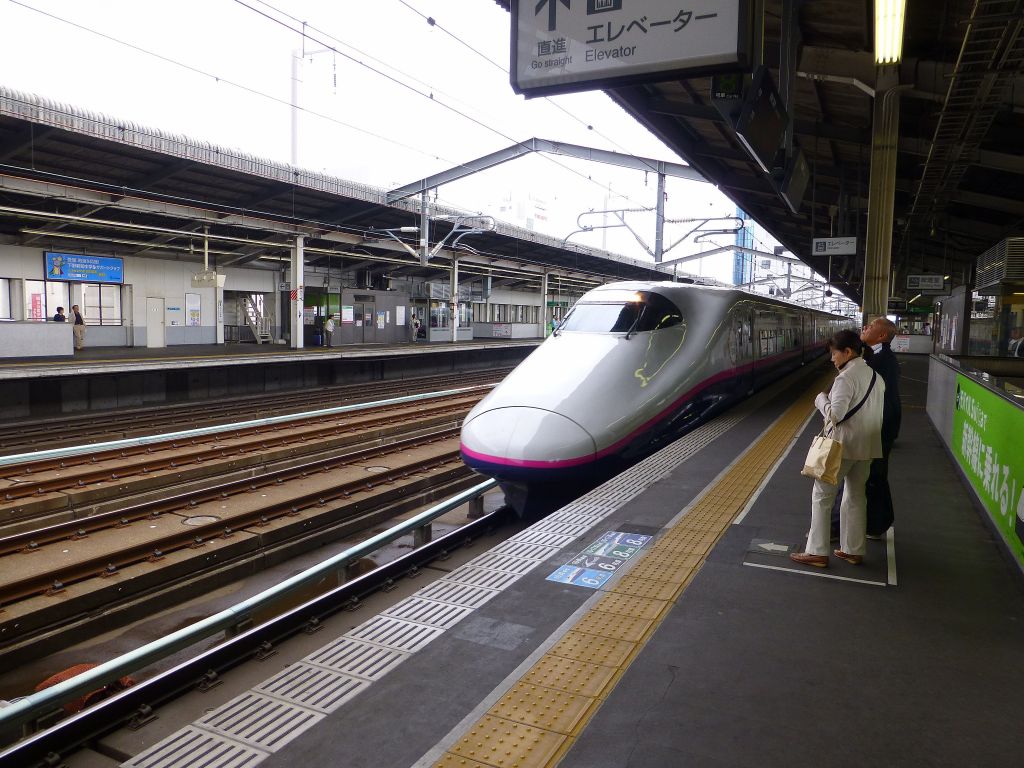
[791, 329, 886, 567]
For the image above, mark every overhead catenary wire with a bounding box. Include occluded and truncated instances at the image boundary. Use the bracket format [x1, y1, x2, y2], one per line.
[7, 0, 464, 170]
[232, 0, 654, 210]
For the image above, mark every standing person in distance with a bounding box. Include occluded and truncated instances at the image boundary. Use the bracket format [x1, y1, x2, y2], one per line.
[412, 315, 421, 343]
[52, 306, 66, 322]
[791, 329, 885, 568]
[324, 314, 335, 347]
[861, 317, 902, 537]
[70, 304, 86, 350]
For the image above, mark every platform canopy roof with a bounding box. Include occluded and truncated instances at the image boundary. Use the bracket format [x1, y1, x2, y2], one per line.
[495, 0, 1024, 302]
[0, 86, 710, 295]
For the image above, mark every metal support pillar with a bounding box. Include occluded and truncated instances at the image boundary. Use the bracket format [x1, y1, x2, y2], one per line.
[541, 271, 550, 335]
[414, 524, 432, 548]
[863, 69, 902, 323]
[291, 235, 304, 349]
[467, 495, 485, 519]
[420, 190, 430, 266]
[654, 172, 666, 263]
[450, 259, 459, 344]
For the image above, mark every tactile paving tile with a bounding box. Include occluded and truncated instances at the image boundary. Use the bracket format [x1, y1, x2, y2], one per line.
[346, 615, 445, 653]
[197, 691, 323, 751]
[548, 630, 636, 668]
[626, 558, 698, 585]
[520, 654, 619, 698]
[433, 753, 493, 768]
[490, 681, 595, 735]
[121, 725, 269, 768]
[448, 714, 566, 768]
[304, 637, 408, 681]
[594, 592, 668, 621]
[254, 662, 368, 713]
[608, 575, 682, 601]
[443, 565, 524, 591]
[637, 551, 704, 571]
[384, 596, 475, 629]
[511, 529, 580, 549]
[490, 539, 561, 560]
[467, 551, 545, 576]
[418, 579, 502, 609]
[571, 610, 655, 644]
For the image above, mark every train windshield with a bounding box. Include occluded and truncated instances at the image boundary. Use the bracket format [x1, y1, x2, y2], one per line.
[559, 290, 683, 334]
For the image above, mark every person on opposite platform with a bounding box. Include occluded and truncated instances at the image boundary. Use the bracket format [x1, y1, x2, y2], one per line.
[52, 306, 66, 322]
[791, 329, 885, 568]
[70, 304, 86, 350]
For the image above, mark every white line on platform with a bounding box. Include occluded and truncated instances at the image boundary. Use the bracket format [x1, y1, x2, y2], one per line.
[732, 409, 817, 526]
[743, 561, 887, 586]
[886, 526, 898, 585]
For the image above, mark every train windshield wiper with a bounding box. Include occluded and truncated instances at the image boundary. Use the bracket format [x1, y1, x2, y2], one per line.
[624, 305, 646, 340]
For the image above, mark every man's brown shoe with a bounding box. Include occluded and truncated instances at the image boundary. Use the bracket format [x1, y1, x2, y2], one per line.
[789, 552, 828, 568]
[833, 549, 863, 565]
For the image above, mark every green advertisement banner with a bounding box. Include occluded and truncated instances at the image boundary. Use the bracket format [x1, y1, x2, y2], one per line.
[952, 374, 1024, 567]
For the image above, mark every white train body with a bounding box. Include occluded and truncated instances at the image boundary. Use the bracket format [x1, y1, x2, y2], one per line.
[460, 281, 849, 513]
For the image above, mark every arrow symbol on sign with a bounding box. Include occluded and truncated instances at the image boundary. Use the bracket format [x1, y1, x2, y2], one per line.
[536, 0, 570, 32]
[757, 542, 790, 553]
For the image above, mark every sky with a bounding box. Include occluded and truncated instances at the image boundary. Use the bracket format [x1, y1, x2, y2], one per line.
[0, 0, 795, 283]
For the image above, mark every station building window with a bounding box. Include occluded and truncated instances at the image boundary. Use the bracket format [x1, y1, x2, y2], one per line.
[23, 280, 69, 321]
[83, 284, 123, 325]
[0, 278, 11, 319]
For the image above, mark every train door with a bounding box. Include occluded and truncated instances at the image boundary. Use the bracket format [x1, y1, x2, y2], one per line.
[731, 308, 755, 394]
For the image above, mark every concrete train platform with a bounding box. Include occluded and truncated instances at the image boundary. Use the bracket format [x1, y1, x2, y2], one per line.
[78, 354, 1023, 768]
[0, 339, 539, 420]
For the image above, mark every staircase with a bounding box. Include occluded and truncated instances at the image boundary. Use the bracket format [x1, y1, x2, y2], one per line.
[240, 296, 273, 344]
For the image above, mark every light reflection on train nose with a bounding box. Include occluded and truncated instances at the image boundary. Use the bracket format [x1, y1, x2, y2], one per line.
[462, 407, 596, 464]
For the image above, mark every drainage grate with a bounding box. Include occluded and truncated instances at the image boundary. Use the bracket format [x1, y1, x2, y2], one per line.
[528, 520, 592, 537]
[346, 615, 445, 652]
[417, 580, 502, 609]
[442, 565, 525, 591]
[384, 597, 475, 629]
[305, 637, 408, 681]
[197, 691, 322, 750]
[254, 663, 369, 713]
[511, 529, 580, 549]
[490, 539, 562, 560]
[465, 552, 544, 575]
[121, 726, 268, 768]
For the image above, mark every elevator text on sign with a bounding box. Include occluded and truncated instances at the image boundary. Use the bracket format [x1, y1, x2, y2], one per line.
[512, 0, 751, 96]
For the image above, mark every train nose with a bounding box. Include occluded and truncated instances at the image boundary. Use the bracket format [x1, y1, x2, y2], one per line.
[460, 407, 597, 468]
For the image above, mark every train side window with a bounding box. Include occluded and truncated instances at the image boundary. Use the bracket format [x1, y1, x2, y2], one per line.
[636, 292, 683, 332]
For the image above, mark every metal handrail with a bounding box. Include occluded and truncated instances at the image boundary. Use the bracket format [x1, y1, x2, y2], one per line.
[0, 384, 490, 467]
[0, 478, 497, 735]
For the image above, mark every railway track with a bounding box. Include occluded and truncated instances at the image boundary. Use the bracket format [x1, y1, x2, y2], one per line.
[0, 427, 480, 669]
[0, 388, 488, 532]
[0, 368, 511, 452]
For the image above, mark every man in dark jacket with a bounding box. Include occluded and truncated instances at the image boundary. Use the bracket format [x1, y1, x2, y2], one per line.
[860, 317, 901, 535]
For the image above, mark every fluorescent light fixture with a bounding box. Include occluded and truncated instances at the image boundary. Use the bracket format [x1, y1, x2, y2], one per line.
[908, 293, 922, 304]
[875, 0, 906, 64]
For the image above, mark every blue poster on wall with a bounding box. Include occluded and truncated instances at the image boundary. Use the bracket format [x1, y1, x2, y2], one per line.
[44, 252, 124, 284]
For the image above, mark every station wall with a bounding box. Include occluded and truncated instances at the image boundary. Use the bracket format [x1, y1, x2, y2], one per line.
[0, 245, 277, 348]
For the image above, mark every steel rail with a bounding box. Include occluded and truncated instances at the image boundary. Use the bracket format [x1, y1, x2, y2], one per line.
[0, 369, 507, 449]
[0, 449, 466, 606]
[0, 427, 462, 556]
[0, 384, 492, 469]
[0, 478, 498, 737]
[0, 397, 477, 498]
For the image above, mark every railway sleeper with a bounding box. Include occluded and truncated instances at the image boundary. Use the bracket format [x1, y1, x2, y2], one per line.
[0, 471, 481, 670]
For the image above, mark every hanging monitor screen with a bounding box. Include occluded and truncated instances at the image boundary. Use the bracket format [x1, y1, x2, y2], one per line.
[734, 66, 788, 174]
[779, 147, 810, 214]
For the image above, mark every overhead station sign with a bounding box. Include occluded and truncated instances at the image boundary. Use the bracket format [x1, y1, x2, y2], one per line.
[512, 0, 753, 97]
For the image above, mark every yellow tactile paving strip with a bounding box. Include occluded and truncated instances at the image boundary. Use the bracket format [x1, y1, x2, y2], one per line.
[433, 370, 832, 768]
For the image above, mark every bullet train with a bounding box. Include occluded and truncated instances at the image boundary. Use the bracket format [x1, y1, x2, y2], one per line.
[460, 281, 851, 515]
